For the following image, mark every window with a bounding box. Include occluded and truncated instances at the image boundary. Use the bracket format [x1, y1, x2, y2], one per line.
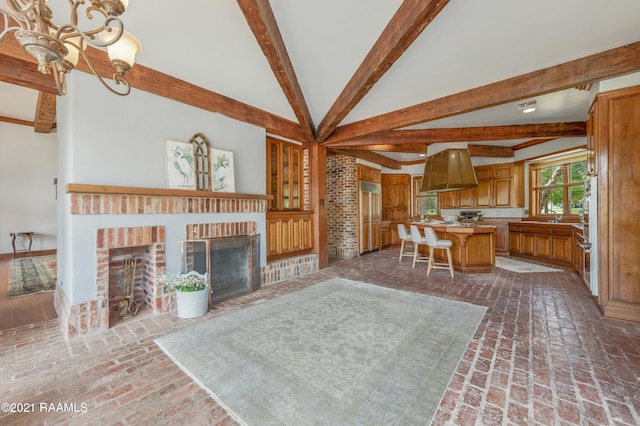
[412, 176, 438, 217]
[530, 155, 587, 217]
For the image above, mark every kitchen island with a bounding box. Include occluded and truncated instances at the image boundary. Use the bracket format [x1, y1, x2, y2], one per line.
[408, 222, 496, 273]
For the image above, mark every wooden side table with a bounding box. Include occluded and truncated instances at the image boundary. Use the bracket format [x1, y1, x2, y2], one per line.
[10, 232, 34, 259]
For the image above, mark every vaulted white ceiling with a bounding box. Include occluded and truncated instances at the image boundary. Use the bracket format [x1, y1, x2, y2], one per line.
[2, 0, 640, 162]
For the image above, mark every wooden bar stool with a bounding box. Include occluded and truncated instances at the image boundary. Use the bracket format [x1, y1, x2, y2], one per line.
[409, 225, 429, 268]
[423, 227, 455, 277]
[397, 223, 415, 262]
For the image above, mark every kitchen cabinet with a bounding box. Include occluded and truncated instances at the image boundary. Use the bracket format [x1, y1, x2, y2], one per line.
[359, 164, 381, 183]
[381, 222, 391, 247]
[382, 174, 410, 221]
[591, 85, 640, 322]
[482, 218, 510, 254]
[475, 163, 524, 208]
[508, 222, 574, 268]
[436, 163, 523, 209]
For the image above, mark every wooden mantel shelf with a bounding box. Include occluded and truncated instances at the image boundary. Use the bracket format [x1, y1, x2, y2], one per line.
[66, 183, 273, 201]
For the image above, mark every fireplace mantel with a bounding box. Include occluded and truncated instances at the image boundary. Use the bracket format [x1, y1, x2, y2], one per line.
[66, 183, 273, 201]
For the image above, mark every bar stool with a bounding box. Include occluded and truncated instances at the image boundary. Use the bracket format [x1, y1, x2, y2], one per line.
[423, 227, 455, 277]
[397, 223, 414, 262]
[409, 225, 429, 268]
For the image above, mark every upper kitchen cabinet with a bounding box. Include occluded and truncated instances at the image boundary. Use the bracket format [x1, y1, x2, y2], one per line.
[438, 163, 524, 209]
[267, 137, 304, 211]
[592, 84, 640, 322]
[474, 163, 524, 208]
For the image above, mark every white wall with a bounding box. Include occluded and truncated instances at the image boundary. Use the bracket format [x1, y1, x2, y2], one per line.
[57, 73, 267, 304]
[0, 122, 57, 254]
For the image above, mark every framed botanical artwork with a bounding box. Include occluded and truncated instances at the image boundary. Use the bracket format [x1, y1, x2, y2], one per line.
[210, 148, 236, 192]
[165, 139, 196, 189]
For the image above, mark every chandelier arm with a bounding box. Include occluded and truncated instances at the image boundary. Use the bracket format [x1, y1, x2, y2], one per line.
[76, 46, 130, 96]
[52, 63, 67, 95]
[6, 0, 37, 17]
[55, 17, 123, 49]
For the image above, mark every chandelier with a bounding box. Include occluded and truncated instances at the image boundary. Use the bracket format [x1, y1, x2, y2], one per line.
[0, 0, 141, 95]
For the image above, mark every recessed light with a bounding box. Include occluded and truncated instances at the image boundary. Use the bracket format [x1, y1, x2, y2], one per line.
[517, 100, 537, 113]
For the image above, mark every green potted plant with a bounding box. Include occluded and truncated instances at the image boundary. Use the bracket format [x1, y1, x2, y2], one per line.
[161, 271, 209, 318]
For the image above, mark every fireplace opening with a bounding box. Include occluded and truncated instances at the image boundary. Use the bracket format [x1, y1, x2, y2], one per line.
[182, 234, 260, 304]
[108, 247, 149, 326]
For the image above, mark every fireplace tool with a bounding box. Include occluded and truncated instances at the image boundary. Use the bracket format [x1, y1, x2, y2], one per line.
[119, 257, 140, 319]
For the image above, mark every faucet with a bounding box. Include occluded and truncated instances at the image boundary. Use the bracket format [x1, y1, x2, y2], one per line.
[549, 212, 562, 223]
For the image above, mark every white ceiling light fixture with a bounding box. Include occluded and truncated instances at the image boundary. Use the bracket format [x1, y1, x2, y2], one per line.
[0, 0, 141, 96]
[517, 99, 537, 113]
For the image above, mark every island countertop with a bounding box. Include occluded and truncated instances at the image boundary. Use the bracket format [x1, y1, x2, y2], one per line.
[407, 221, 496, 273]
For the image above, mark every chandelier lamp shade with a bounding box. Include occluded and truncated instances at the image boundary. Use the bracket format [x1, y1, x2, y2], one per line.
[0, 0, 142, 96]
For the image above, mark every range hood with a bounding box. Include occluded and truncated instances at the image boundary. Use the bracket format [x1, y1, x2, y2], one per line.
[420, 148, 478, 192]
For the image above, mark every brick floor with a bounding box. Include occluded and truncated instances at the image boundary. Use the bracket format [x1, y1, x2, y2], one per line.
[1, 250, 639, 425]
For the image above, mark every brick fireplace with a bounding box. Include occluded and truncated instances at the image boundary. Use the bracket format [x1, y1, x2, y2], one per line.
[55, 184, 270, 338]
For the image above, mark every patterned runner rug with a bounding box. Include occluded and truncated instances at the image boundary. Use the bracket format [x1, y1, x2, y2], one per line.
[495, 256, 562, 273]
[8, 255, 57, 298]
[156, 278, 487, 425]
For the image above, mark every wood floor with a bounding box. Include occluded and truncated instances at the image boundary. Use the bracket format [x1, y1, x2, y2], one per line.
[0, 257, 57, 331]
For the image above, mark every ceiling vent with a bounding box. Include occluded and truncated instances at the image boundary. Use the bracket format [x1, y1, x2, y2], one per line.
[517, 100, 537, 113]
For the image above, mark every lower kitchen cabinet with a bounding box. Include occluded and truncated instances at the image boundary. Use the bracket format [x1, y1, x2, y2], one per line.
[508, 222, 575, 269]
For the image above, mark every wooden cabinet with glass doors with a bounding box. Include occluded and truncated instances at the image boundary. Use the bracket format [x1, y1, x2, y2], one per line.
[266, 137, 312, 260]
[267, 137, 303, 211]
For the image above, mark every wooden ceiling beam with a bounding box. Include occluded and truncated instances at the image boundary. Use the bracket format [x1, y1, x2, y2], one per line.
[315, 0, 449, 143]
[355, 143, 429, 153]
[0, 37, 308, 141]
[0, 115, 32, 127]
[511, 138, 558, 150]
[325, 122, 586, 147]
[237, 0, 315, 142]
[324, 41, 640, 143]
[34, 91, 57, 133]
[330, 148, 402, 170]
[467, 144, 514, 158]
[0, 52, 58, 94]
[78, 48, 309, 142]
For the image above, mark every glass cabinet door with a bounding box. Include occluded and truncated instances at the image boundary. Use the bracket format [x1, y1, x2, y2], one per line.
[292, 148, 300, 209]
[270, 143, 279, 210]
[282, 145, 290, 209]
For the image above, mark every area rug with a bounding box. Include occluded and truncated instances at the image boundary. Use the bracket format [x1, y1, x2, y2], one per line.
[155, 278, 487, 425]
[495, 256, 561, 273]
[7, 255, 57, 298]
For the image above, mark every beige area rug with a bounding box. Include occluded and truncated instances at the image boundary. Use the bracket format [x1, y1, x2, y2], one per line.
[495, 256, 562, 273]
[156, 278, 487, 425]
[7, 255, 57, 298]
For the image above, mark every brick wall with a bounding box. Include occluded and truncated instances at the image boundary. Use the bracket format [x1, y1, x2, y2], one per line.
[327, 153, 358, 258]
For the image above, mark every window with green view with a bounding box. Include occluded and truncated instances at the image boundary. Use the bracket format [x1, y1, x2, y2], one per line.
[530, 155, 587, 216]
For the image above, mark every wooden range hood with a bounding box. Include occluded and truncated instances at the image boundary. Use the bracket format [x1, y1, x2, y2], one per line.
[420, 148, 478, 192]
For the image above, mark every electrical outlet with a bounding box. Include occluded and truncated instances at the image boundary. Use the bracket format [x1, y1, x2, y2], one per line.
[496, 210, 502, 216]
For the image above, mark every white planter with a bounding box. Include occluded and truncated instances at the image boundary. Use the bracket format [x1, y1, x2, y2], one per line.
[175, 288, 209, 318]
